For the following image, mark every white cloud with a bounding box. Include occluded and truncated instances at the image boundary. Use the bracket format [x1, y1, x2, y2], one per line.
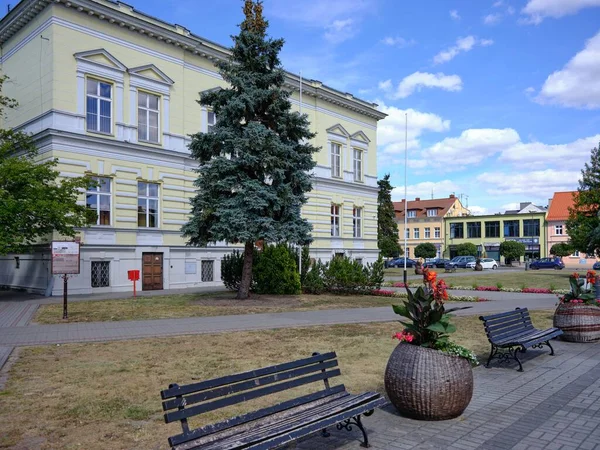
[507, 5, 516, 14]
[521, 0, 600, 24]
[381, 72, 463, 99]
[376, 102, 451, 155]
[449, 10, 461, 20]
[324, 19, 355, 43]
[476, 170, 581, 196]
[483, 13, 503, 24]
[501, 202, 520, 210]
[391, 180, 461, 201]
[381, 36, 415, 48]
[537, 31, 600, 108]
[499, 134, 600, 169]
[493, 0, 504, 7]
[267, 0, 374, 27]
[468, 206, 488, 215]
[433, 36, 494, 64]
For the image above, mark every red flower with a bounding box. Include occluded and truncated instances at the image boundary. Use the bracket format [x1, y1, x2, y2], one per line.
[393, 331, 414, 343]
[572, 272, 580, 279]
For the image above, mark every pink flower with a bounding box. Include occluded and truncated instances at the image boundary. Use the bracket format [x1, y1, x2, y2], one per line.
[393, 331, 414, 343]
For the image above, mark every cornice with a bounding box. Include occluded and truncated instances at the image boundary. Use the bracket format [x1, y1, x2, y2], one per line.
[0, 0, 386, 121]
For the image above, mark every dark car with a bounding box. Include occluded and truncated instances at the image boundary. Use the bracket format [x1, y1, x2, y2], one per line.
[529, 257, 565, 270]
[425, 258, 450, 268]
[388, 257, 416, 268]
[444, 256, 476, 270]
[593, 261, 600, 271]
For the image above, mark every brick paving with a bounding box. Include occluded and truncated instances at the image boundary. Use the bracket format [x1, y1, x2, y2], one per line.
[0, 303, 38, 327]
[296, 340, 600, 450]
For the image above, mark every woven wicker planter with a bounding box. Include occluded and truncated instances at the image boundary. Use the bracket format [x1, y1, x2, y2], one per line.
[384, 343, 473, 420]
[553, 303, 600, 342]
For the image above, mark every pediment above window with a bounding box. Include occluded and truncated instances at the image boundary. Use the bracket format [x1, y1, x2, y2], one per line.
[326, 123, 350, 138]
[129, 64, 174, 86]
[74, 49, 126, 72]
[350, 130, 370, 143]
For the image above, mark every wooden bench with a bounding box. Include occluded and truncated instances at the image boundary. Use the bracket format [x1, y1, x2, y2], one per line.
[479, 308, 563, 372]
[160, 352, 386, 449]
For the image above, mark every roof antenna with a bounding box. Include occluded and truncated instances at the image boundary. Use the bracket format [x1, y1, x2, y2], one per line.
[431, 188, 434, 199]
[7, 4, 11, 13]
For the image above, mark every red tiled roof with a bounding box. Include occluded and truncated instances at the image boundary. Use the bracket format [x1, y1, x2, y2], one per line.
[393, 196, 457, 219]
[547, 191, 577, 221]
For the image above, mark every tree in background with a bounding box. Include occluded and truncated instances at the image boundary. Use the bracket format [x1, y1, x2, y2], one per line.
[455, 242, 478, 257]
[499, 241, 525, 265]
[567, 143, 600, 257]
[0, 76, 95, 254]
[550, 242, 574, 258]
[377, 174, 402, 257]
[183, 1, 318, 299]
[414, 242, 437, 259]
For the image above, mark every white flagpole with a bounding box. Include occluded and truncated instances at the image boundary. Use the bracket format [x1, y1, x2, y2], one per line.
[299, 71, 303, 115]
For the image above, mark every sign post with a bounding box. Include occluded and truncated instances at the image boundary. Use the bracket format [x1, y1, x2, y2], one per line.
[51, 241, 80, 320]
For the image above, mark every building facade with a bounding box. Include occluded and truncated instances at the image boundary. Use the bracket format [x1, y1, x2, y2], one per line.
[0, 0, 385, 295]
[547, 191, 597, 268]
[444, 211, 547, 263]
[393, 195, 469, 259]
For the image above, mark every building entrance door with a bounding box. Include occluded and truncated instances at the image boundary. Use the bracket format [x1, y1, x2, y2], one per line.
[142, 252, 163, 290]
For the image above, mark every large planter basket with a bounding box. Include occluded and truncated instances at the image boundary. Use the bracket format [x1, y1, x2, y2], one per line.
[384, 343, 473, 421]
[553, 303, 600, 342]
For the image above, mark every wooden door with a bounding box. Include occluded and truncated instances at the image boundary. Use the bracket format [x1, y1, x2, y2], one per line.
[142, 252, 163, 290]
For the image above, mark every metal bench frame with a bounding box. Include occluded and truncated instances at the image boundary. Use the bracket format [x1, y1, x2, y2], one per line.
[160, 352, 385, 449]
[479, 308, 563, 372]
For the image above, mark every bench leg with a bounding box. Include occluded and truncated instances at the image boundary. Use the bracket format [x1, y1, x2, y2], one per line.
[546, 340, 555, 356]
[513, 347, 524, 372]
[337, 414, 370, 448]
[485, 345, 497, 368]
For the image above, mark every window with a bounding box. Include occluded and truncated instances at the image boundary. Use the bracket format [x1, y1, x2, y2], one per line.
[414, 228, 420, 239]
[331, 204, 340, 237]
[86, 79, 112, 133]
[138, 182, 159, 228]
[138, 92, 160, 143]
[330, 142, 341, 178]
[424, 227, 430, 239]
[434, 227, 440, 238]
[201, 260, 214, 282]
[86, 177, 111, 225]
[353, 149, 363, 182]
[504, 220, 519, 237]
[407, 210, 416, 218]
[467, 222, 481, 239]
[450, 223, 464, 239]
[405, 228, 410, 239]
[523, 219, 540, 237]
[485, 221, 500, 238]
[207, 110, 216, 132]
[555, 224, 563, 235]
[91, 261, 110, 287]
[427, 209, 437, 217]
[353, 207, 362, 238]
[355, 258, 363, 266]
[406, 248, 410, 258]
[571, 250, 580, 257]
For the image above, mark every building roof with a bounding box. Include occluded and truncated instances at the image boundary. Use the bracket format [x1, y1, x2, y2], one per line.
[393, 195, 459, 220]
[547, 191, 577, 221]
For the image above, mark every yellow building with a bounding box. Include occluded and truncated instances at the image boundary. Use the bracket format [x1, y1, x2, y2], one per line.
[0, 0, 385, 295]
[394, 195, 469, 259]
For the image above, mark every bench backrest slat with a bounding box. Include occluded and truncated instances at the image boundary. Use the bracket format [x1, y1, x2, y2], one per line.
[480, 308, 533, 341]
[162, 359, 339, 411]
[164, 368, 342, 423]
[485, 315, 533, 333]
[168, 385, 347, 447]
[161, 351, 337, 400]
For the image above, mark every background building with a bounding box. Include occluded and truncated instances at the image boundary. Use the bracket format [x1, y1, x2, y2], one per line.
[547, 191, 597, 268]
[393, 195, 469, 258]
[0, 0, 385, 295]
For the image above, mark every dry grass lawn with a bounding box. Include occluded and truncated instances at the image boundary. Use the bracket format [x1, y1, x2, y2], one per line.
[34, 293, 401, 325]
[0, 311, 554, 450]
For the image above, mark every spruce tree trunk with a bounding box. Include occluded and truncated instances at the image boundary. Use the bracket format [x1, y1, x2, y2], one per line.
[237, 241, 254, 299]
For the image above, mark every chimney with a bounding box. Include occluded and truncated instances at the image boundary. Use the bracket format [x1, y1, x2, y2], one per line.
[415, 197, 420, 201]
[449, 194, 455, 199]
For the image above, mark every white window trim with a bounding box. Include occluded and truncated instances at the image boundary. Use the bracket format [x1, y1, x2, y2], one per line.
[87, 177, 112, 226]
[86, 79, 113, 134]
[424, 227, 431, 239]
[407, 210, 416, 218]
[353, 207, 362, 238]
[330, 142, 342, 178]
[129, 73, 171, 144]
[138, 182, 160, 229]
[414, 228, 420, 239]
[555, 224, 563, 235]
[331, 204, 341, 237]
[137, 92, 161, 143]
[207, 110, 217, 133]
[427, 209, 437, 217]
[353, 148, 363, 182]
[434, 227, 441, 238]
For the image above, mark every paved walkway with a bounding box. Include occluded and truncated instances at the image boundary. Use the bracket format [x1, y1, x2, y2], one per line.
[297, 339, 600, 450]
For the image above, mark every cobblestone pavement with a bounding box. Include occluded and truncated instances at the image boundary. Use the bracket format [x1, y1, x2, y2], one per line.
[0, 302, 38, 327]
[297, 340, 600, 450]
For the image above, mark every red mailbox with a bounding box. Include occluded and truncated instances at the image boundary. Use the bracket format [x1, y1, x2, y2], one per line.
[128, 270, 140, 281]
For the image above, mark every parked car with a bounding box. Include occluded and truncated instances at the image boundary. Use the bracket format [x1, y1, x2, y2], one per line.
[529, 257, 565, 270]
[466, 258, 498, 270]
[424, 258, 450, 268]
[387, 257, 416, 268]
[593, 261, 600, 270]
[445, 256, 476, 270]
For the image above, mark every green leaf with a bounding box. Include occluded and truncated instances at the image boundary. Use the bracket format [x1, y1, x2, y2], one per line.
[426, 322, 447, 333]
[392, 304, 408, 317]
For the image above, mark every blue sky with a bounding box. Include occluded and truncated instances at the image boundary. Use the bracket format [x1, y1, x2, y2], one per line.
[4, 0, 600, 214]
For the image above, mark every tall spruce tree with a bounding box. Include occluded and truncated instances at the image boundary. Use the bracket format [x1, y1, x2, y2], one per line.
[567, 142, 600, 256]
[377, 174, 402, 257]
[182, 1, 318, 299]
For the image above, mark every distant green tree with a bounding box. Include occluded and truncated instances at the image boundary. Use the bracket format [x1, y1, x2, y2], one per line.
[499, 241, 525, 265]
[414, 243, 437, 259]
[567, 143, 600, 257]
[377, 174, 402, 257]
[456, 243, 478, 256]
[550, 242, 574, 258]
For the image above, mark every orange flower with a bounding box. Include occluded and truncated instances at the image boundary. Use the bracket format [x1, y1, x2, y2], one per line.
[572, 272, 580, 279]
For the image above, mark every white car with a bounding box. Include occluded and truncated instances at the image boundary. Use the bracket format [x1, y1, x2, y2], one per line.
[466, 258, 498, 270]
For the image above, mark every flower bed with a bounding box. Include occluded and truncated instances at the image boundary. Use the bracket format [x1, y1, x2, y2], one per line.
[371, 289, 489, 303]
[384, 281, 570, 295]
